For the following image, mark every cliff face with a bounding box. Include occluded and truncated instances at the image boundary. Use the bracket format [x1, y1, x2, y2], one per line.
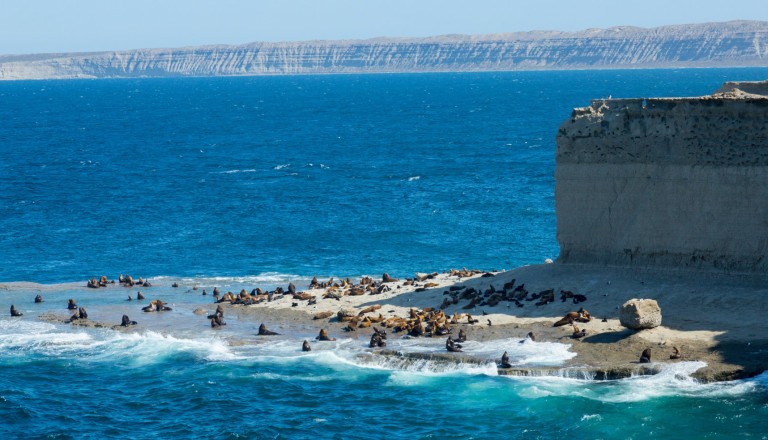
[1, 20, 767, 80]
[555, 81, 768, 273]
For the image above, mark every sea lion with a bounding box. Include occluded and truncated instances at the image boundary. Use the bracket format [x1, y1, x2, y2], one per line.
[127, 295, 133, 301]
[446, 336, 462, 352]
[302, 340, 312, 352]
[67, 299, 77, 310]
[207, 305, 225, 319]
[639, 348, 652, 363]
[172, 282, 179, 288]
[258, 323, 279, 336]
[571, 323, 586, 339]
[10, 305, 22, 317]
[211, 315, 226, 328]
[137, 292, 145, 300]
[519, 331, 535, 343]
[382, 273, 399, 283]
[213, 287, 220, 296]
[316, 329, 336, 341]
[142, 299, 172, 312]
[670, 346, 682, 360]
[202, 289, 207, 296]
[369, 333, 386, 348]
[121, 315, 137, 327]
[456, 329, 467, 343]
[78, 307, 88, 319]
[373, 326, 387, 339]
[34, 294, 43, 303]
[500, 351, 512, 368]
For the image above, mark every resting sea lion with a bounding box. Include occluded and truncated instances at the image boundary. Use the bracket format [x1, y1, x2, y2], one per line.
[121, 314, 137, 327]
[34, 294, 43, 303]
[316, 329, 336, 341]
[258, 323, 279, 336]
[571, 323, 586, 339]
[670, 346, 682, 360]
[67, 299, 78, 310]
[639, 348, 652, 363]
[382, 273, 399, 283]
[500, 351, 512, 368]
[10, 305, 22, 317]
[302, 340, 312, 352]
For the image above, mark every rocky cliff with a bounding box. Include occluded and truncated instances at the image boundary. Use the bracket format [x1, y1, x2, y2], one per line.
[1, 20, 768, 80]
[555, 81, 768, 273]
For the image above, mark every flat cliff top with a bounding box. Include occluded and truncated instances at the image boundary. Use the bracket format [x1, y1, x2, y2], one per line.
[1, 20, 767, 79]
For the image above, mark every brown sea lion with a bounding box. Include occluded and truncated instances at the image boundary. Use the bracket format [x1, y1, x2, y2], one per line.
[456, 328, 467, 343]
[34, 294, 43, 303]
[10, 305, 22, 317]
[316, 329, 336, 341]
[302, 340, 312, 352]
[258, 323, 279, 336]
[207, 305, 225, 319]
[121, 315, 137, 327]
[670, 346, 682, 360]
[500, 351, 512, 368]
[67, 299, 77, 310]
[382, 273, 399, 283]
[639, 348, 652, 363]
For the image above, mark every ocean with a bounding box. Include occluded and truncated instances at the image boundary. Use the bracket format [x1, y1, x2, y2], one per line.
[1, 69, 767, 438]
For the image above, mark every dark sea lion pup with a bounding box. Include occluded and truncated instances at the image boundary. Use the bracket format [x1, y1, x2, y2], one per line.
[670, 346, 682, 360]
[34, 294, 43, 303]
[67, 299, 78, 310]
[499, 351, 512, 368]
[258, 323, 279, 336]
[456, 328, 467, 343]
[121, 314, 137, 327]
[316, 329, 336, 341]
[639, 348, 652, 363]
[302, 340, 312, 351]
[10, 305, 23, 317]
[211, 315, 226, 328]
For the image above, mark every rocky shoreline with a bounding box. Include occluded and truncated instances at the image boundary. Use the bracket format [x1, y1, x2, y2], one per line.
[14, 262, 767, 383]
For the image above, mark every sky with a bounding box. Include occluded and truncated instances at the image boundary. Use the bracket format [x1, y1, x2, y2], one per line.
[2, 0, 767, 55]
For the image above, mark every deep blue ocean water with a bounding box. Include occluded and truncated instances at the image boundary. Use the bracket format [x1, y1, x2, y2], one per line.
[2, 69, 768, 438]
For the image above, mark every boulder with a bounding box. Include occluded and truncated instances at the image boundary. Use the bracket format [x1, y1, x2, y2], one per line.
[619, 298, 662, 330]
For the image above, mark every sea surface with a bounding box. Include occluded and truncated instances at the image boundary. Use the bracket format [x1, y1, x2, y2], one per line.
[1, 69, 767, 438]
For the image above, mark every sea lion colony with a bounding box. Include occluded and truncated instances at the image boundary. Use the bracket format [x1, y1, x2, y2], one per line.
[8, 268, 683, 369]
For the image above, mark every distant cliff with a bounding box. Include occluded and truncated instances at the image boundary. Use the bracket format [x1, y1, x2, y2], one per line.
[555, 81, 768, 273]
[1, 20, 767, 80]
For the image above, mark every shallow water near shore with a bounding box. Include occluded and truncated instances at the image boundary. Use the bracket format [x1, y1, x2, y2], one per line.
[2, 69, 768, 437]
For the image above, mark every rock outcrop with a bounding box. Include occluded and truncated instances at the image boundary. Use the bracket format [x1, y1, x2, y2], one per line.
[619, 299, 662, 330]
[556, 81, 768, 273]
[1, 21, 768, 80]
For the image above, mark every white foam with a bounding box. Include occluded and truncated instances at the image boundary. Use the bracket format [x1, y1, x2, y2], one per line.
[218, 169, 257, 174]
[510, 361, 764, 402]
[273, 163, 291, 170]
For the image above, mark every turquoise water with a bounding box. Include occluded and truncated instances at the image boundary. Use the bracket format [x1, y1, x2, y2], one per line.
[1, 69, 768, 438]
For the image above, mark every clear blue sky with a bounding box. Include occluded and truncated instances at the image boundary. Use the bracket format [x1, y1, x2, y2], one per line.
[2, 0, 766, 55]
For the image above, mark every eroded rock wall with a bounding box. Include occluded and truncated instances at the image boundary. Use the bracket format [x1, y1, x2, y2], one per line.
[555, 83, 768, 272]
